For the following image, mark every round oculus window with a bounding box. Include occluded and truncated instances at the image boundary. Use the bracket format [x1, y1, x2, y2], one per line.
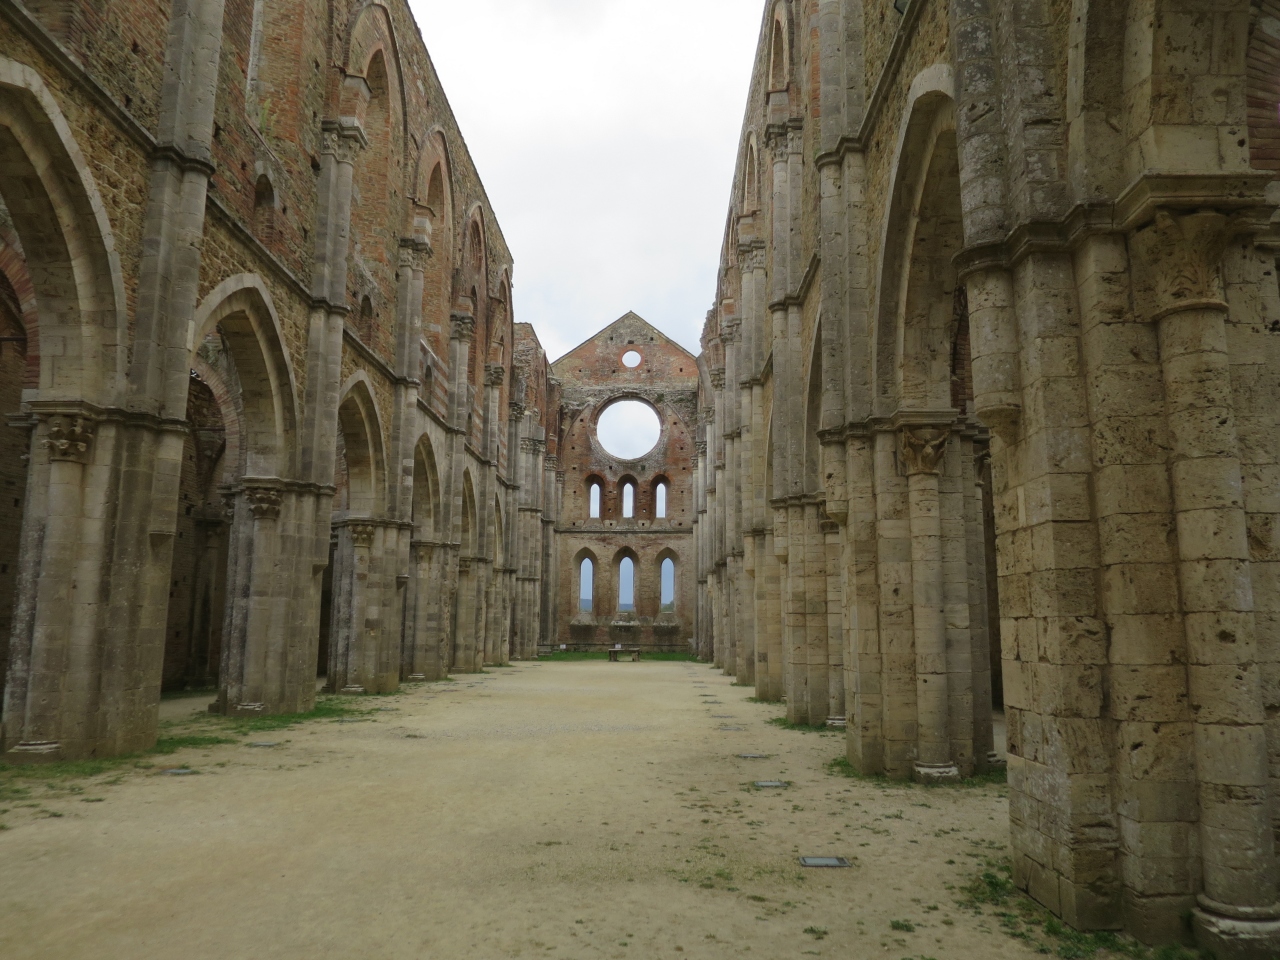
[596, 399, 661, 460]
[622, 350, 642, 368]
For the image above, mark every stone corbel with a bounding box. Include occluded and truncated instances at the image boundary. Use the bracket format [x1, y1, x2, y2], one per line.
[900, 425, 949, 476]
[43, 415, 95, 463]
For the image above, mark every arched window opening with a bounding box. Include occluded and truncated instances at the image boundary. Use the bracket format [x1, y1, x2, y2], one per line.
[426, 164, 445, 221]
[469, 219, 483, 272]
[618, 557, 635, 612]
[660, 558, 676, 612]
[769, 19, 787, 89]
[359, 295, 374, 340]
[253, 175, 275, 242]
[622, 481, 635, 519]
[655, 481, 668, 519]
[589, 481, 602, 519]
[744, 145, 758, 209]
[579, 557, 594, 612]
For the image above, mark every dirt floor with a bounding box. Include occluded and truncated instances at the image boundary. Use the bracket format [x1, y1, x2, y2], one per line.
[0, 661, 1043, 960]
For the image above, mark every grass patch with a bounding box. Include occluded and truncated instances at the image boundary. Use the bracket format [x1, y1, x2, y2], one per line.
[210, 695, 375, 734]
[825, 755, 1008, 788]
[768, 716, 829, 733]
[958, 861, 1206, 959]
[153, 735, 238, 754]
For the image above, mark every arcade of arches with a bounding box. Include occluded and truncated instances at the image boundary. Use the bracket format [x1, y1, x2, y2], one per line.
[3, 0, 1280, 956]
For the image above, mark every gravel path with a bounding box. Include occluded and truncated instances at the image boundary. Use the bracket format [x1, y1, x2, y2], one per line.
[0, 661, 1038, 960]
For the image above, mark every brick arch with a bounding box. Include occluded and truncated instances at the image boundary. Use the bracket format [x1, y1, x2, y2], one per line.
[0, 56, 127, 404]
[337, 373, 388, 518]
[1249, 1, 1280, 171]
[191, 352, 244, 487]
[341, 2, 409, 150]
[192, 275, 301, 480]
[0, 226, 38, 389]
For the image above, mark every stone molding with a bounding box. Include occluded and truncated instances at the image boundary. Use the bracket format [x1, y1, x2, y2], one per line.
[245, 486, 283, 521]
[1130, 209, 1238, 322]
[43, 415, 94, 463]
[899, 426, 949, 476]
[450, 314, 475, 341]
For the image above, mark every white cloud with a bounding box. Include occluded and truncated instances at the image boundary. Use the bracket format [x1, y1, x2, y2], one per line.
[409, 0, 763, 360]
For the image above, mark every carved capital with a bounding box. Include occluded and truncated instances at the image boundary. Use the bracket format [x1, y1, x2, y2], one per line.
[543, 455, 558, 470]
[349, 522, 376, 548]
[900, 426, 949, 476]
[695, 440, 708, 457]
[486, 364, 506, 387]
[1130, 209, 1241, 321]
[246, 486, 283, 520]
[44, 416, 95, 463]
[450, 314, 475, 342]
[709, 367, 726, 389]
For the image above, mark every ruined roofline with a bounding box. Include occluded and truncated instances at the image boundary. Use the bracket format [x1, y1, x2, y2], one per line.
[550, 312, 698, 371]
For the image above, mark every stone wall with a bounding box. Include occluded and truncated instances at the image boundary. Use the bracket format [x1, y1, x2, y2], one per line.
[695, 1, 1280, 956]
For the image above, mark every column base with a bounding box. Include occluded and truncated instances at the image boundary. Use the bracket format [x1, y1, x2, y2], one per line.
[987, 751, 1006, 766]
[228, 702, 265, 715]
[1194, 899, 1280, 960]
[406, 674, 427, 682]
[913, 762, 960, 784]
[7, 740, 61, 758]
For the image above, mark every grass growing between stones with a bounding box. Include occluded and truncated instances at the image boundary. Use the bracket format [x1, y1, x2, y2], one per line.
[958, 861, 1207, 959]
[767, 716, 834, 734]
[825, 755, 1008, 789]
[0, 696, 378, 807]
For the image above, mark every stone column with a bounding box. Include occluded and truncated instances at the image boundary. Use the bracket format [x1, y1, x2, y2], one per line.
[217, 482, 285, 714]
[5, 416, 96, 756]
[901, 424, 958, 782]
[1132, 211, 1280, 953]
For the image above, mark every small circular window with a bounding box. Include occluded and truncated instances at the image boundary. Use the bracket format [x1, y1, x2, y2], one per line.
[622, 350, 642, 368]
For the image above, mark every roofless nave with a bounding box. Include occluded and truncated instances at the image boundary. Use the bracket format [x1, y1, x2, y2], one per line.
[1, 0, 1280, 957]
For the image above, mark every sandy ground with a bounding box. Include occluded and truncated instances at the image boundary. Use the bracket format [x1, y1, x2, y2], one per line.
[0, 661, 1040, 960]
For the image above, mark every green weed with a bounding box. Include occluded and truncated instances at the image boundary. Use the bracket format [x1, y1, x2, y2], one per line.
[958, 861, 1207, 959]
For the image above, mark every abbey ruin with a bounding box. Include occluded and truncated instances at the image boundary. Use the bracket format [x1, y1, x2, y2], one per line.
[2, 0, 1280, 957]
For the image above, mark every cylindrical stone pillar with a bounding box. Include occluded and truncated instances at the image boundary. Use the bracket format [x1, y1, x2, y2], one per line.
[902, 425, 958, 782]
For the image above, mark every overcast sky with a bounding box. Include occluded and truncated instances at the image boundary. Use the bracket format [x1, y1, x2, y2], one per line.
[410, 0, 764, 361]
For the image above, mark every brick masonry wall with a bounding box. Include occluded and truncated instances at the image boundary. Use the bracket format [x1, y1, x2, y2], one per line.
[550, 313, 698, 650]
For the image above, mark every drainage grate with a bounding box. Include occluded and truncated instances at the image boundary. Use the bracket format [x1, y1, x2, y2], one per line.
[799, 856, 851, 868]
[247, 742, 279, 748]
[753, 780, 789, 788]
[738, 753, 769, 759]
[162, 768, 196, 776]
[711, 714, 733, 718]
[719, 725, 745, 731]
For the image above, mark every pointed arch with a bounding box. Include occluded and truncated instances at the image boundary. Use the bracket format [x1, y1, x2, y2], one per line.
[803, 318, 823, 493]
[0, 56, 127, 404]
[460, 470, 478, 555]
[336, 373, 388, 517]
[872, 68, 960, 416]
[191, 275, 300, 479]
[613, 547, 640, 614]
[341, 2, 410, 148]
[742, 135, 760, 211]
[768, 5, 790, 91]
[411, 432, 441, 539]
[574, 547, 598, 613]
